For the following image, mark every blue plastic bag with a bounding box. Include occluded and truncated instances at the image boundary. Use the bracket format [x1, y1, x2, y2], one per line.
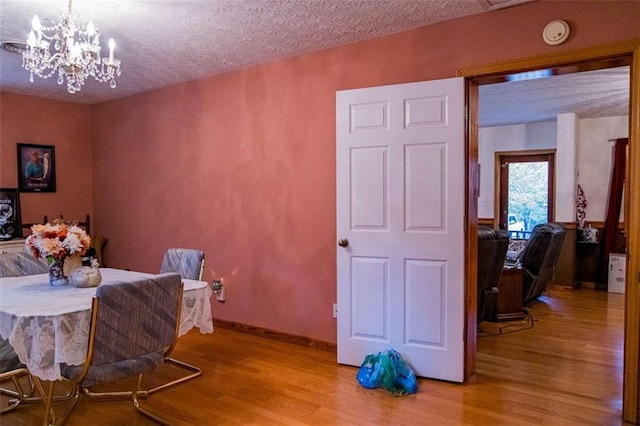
[356, 349, 418, 396]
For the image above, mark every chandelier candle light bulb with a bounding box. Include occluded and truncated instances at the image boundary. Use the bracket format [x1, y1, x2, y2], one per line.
[87, 20, 95, 38]
[108, 38, 114, 64]
[73, 42, 83, 65]
[26, 30, 36, 47]
[32, 15, 41, 44]
[27, 16, 47, 50]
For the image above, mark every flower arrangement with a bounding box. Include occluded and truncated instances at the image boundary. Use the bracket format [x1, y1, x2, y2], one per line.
[25, 219, 91, 262]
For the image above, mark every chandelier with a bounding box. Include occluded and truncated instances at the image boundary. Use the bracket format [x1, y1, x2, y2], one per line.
[21, 0, 121, 93]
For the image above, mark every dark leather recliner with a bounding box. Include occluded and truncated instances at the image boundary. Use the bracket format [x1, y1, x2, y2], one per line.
[519, 222, 566, 305]
[477, 226, 509, 322]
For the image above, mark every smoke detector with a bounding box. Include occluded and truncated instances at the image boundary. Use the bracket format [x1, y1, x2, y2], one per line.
[542, 20, 570, 46]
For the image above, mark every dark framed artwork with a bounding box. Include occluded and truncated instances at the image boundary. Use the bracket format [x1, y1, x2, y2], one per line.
[0, 188, 22, 240]
[17, 143, 56, 192]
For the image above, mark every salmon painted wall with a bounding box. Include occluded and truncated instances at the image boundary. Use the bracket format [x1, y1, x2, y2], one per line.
[0, 93, 92, 227]
[89, 1, 638, 344]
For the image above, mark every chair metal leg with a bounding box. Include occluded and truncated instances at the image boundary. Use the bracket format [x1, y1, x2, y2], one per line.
[132, 374, 172, 426]
[32, 374, 171, 425]
[146, 356, 202, 395]
[30, 378, 60, 426]
[80, 385, 149, 400]
[0, 370, 34, 400]
[80, 356, 202, 399]
[8, 381, 75, 405]
[56, 385, 82, 426]
[0, 375, 25, 413]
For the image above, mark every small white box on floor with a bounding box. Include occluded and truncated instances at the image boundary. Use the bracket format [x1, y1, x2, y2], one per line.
[608, 254, 626, 294]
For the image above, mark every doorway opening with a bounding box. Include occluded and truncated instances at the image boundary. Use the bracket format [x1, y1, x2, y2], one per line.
[461, 43, 638, 422]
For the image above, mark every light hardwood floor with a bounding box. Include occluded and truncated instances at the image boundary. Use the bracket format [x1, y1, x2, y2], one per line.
[1, 287, 626, 425]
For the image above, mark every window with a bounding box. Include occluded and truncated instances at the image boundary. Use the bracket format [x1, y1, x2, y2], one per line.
[497, 151, 555, 239]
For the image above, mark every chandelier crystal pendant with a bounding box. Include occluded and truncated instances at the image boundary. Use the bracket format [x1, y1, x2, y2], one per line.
[21, 0, 121, 93]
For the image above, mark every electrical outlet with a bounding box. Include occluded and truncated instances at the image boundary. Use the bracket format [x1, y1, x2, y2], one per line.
[216, 287, 226, 302]
[212, 279, 225, 302]
[333, 303, 338, 318]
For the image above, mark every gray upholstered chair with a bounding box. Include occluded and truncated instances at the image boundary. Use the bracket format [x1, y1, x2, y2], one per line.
[0, 252, 46, 377]
[145, 248, 205, 394]
[0, 343, 30, 414]
[0, 252, 48, 278]
[160, 248, 205, 281]
[0, 252, 47, 412]
[35, 273, 183, 425]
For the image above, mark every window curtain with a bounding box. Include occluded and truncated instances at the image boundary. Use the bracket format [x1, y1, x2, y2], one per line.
[598, 138, 628, 286]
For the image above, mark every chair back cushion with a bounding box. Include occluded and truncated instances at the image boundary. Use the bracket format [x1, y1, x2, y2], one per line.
[0, 252, 48, 278]
[160, 248, 204, 280]
[519, 223, 566, 303]
[93, 273, 182, 364]
[519, 223, 566, 275]
[477, 226, 509, 321]
[62, 273, 182, 386]
[0, 338, 24, 373]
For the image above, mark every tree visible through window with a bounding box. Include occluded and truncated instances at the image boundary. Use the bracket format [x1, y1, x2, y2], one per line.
[498, 152, 555, 239]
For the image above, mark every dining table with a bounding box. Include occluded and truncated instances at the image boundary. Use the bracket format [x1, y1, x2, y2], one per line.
[0, 268, 213, 382]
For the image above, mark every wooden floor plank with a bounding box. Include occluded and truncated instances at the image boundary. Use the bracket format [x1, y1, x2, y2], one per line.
[1, 287, 626, 425]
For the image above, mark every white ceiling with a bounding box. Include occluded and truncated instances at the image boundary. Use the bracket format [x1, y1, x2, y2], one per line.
[0, 0, 630, 126]
[479, 66, 630, 127]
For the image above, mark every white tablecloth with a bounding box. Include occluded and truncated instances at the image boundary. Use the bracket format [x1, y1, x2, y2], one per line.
[0, 268, 213, 381]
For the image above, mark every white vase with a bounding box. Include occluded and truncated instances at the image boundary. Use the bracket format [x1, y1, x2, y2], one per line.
[581, 226, 599, 243]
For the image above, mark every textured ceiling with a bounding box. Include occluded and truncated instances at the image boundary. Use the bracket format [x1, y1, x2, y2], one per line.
[0, 0, 630, 126]
[0, 0, 493, 104]
[479, 66, 630, 127]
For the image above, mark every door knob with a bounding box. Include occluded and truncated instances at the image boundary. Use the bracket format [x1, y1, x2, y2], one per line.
[338, 238, 349, 247]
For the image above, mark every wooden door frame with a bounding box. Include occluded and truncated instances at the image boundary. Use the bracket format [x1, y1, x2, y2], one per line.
[459, 39, 640, 423]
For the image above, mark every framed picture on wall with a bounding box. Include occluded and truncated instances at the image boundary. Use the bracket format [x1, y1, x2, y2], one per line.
[17, 143, 56, 192]
[0, 188, 22, 240]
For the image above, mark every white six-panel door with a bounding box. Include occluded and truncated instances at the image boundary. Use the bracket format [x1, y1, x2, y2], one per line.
[336, 78, 465, 382]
